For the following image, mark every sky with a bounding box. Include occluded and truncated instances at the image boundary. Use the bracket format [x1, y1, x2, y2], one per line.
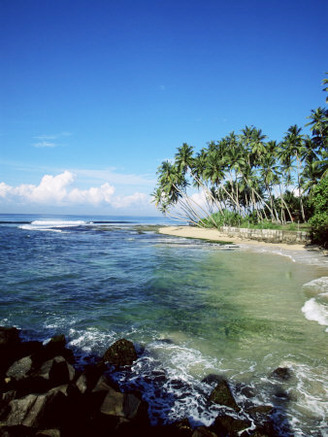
[1, 0, 327, 216]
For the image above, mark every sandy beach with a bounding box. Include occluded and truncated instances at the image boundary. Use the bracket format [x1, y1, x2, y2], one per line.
[158, 225, 308, 251]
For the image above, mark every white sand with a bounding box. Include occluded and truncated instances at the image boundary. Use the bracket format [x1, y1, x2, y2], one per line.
[158, 225, 307, 251]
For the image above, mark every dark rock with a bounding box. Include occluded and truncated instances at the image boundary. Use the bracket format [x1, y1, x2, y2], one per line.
[270, 367, 292, 381]
[33, 356, 75, 387]
[0, 328, 22, 379]
[212, 414, 251, 437]
[0, 328, 20, 348]
[92, 374, 116, 393]
[2, 390, 63, 428]
[6, 356, 33, 382]
[75, 362, 107, 394]
[103, 338, 137, 367]
[171, 419, 193, 436]
[0, 425, 35, 437]
[35, 430, 61, 437]
[100, 387, 148, 422]
[34, 336, 74, 366]
[202, 374, 224, 385]
[192, 426, 218, 437]
[247, 405, 274, 424]
[208, 379, 240, 412]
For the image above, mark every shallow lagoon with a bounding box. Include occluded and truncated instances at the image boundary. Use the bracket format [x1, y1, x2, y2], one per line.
[0, 215, 327, 436]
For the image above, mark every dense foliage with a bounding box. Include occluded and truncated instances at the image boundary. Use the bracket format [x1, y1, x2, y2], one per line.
[153, 75, 328, 245]
[309, 175, 328, 247]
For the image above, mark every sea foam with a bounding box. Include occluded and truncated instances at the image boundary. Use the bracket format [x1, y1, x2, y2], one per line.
[19, 219, 87, 232]
[302, 277, 328, 332]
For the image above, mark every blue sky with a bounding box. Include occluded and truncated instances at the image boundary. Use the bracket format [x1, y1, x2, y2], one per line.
[1, 0, 327, 215]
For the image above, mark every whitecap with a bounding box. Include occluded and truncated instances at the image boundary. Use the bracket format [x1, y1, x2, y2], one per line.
[19, 219, 87, 232]
[301, 298, 328, 329]
[302, 277, 328, 295]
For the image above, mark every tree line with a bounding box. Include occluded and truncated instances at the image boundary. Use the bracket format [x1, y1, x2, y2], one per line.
[152, 74, 328, 242]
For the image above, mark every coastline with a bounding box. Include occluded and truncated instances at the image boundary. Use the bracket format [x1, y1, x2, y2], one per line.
[158, 225, 308, 251]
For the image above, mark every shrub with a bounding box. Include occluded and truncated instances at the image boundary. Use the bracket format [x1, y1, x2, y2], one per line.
[309, 176, 328, 247]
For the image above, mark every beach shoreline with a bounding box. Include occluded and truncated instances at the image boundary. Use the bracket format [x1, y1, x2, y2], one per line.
[158, 225, 308, 250]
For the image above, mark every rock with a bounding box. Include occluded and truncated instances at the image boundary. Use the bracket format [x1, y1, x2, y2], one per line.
[270, 367, 292, 381]
[171, 419, 193, 436]
[192, 426, 218, 437]
[92, 375, 116, 393]
[0, 327, 22, 379]
[0, 327, 20, 348]
[6, 356, 33, 382]
[247, 405, 274, 424]
[0, 425, 35, 437]
[212, 414, 251, 437]
[35, 430, 61, 437]
[3, 392, 56, 428]
[100, 388, 148, 422]
[34, 356, 75, 386]
[103, 339, 137, 367]
[75, 362, 107, 394]
[208, 379, 240, 412]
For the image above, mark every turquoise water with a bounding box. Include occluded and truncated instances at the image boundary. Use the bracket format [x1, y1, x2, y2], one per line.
[0, 214, 327, 435]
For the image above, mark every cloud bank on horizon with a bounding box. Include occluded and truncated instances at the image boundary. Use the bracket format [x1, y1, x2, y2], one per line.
[0, 171, 150, 212]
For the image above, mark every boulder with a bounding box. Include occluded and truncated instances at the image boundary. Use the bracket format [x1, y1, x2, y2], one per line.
[0, 327, 20, 349]
[6, 356, 33, 382]
[75, 362, 107, 394]
[34, 356, 75, 386]
[3, 392, 56, 428]
[103, 339, 137, 367]
[192, 426, 218, 437]
[270, 367, 292, 381]
[212, 415, 251, 437]
[100, 388, 148, 422]
[208, 379, 240, 412]
[35, 430, 61, 437]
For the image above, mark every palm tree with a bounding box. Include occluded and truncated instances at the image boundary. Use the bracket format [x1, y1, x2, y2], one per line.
[281, 125, 306, 222]
[175, 143, 194, 175]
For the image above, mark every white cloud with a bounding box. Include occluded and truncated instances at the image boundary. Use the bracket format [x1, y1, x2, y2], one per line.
[32, 132, 72, 148]
[33, 141, 57, 148]
[75, 168, 156, 186]
[111, 192, 149, 209]
[0, 171, 150, 209]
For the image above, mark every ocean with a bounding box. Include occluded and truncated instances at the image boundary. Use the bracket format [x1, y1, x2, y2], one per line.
[0, 214, 327, 436]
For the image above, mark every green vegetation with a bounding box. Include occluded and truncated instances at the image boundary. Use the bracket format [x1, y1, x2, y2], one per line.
[309, 175, 328, 247]
[153, 74, 328, 247]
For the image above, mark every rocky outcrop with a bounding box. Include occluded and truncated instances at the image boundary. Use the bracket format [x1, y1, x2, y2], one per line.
[0, 327, 281, 437]
[102, 338, 137, 367]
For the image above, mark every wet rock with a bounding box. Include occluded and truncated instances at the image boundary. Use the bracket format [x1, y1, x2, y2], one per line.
[100, 387, 148, 422]
[35, 430, 61, 437]
[75, 362, 107, 394]
[171, 418, 193, 436]
[247, 405, 274, 424]
[34, 356, 75, 386]
[103, 339, 137, 367]
[192, 426, 218, 437]
[0, 328, 20, 349]
[270, 367, 292, 381]
[2, 391, 61, 428]
[208, 379, 240, 412]
[6, 356, 33, 382]
[0, 425, 35, 437]
[202, 374, 223, 385]
[35, 336, 74, 366]
[212, 414, 251, 437]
